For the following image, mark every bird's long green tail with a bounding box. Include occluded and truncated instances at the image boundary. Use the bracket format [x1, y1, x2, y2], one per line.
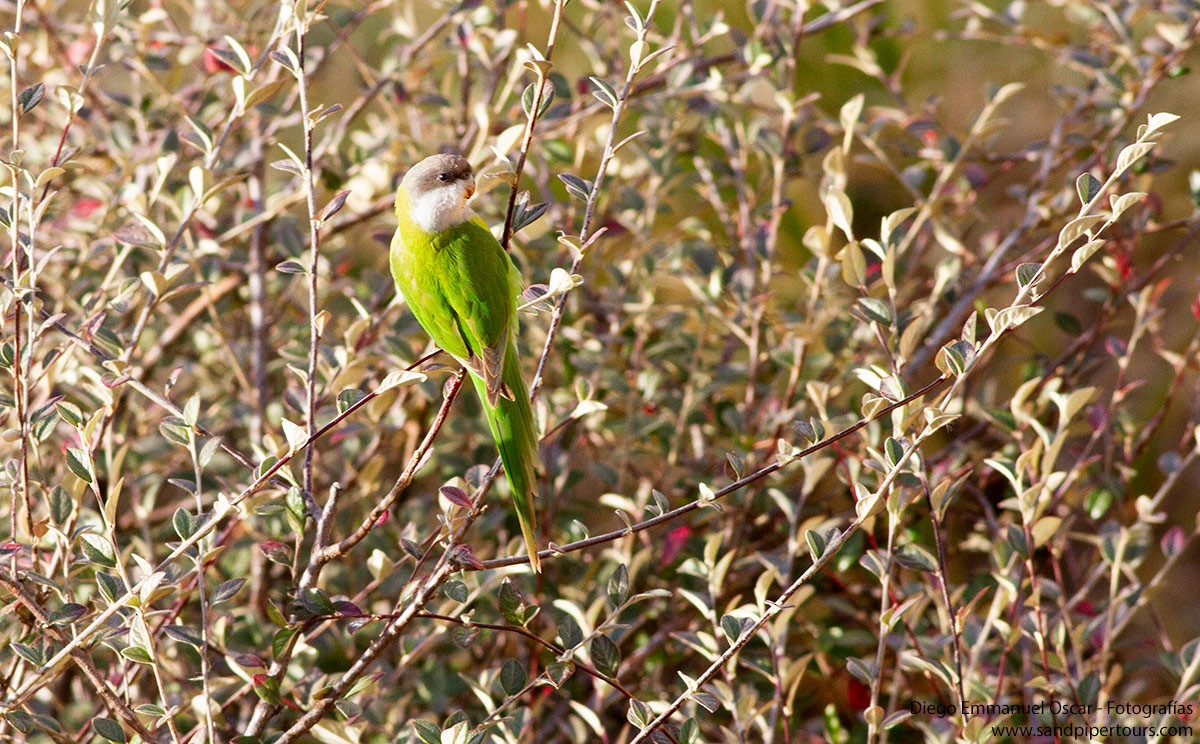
[472, 341, 541, 572]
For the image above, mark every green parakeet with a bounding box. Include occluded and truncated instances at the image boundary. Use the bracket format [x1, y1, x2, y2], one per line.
[390, 153, 543, 572]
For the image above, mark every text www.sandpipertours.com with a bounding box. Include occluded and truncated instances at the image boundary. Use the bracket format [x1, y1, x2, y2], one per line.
[988, 723, 1194, 738]
[910, 700, 1194, 739]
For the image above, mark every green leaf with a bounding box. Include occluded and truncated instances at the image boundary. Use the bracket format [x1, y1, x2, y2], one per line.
[211, 578, 245, 604]
[805, 529, 827, 560]
[256, 455, 279, 481]
[1056, 214, 1106, 250]
[95, 571, 122, 603]
[859, 550, 888, 580]
[131, 705, 163, 720]
[281, 418, 307, 451]
[450, 625, 478, 648]
[56, 401, 84, 427]
[182, 116, 213, 154]
[936, 343, 965, 377]
[319, 190, 351, 223]
[165, 624, 203, 648]
[442, 580, 468, 604]
[1015, 262, 1040, 288]
[928, 480, 959, 522]
[17, 83, 44, 116]
[824, 188, 854, 239]
[589, 76, 618, 109]
[80, 533, 116, 568]
[545, 661, 573, 687]
[378, 369, 426, 392]
[412, 720, 442, 744]
[121, 646, 153, 664]
[1086, 489, 1113, 520]
[590, 634, 620, 677]
[11, 642, 42, 666]
[987, 305, 1043, 333]
[269, 48, 299, 75]
[299, 587, 335, 615]
[1054, 312, 1082, 335]
[159, 416, 191, 446]
[1115, 141, 1155, 174]
[259, 540, 291, 566]
[720, 614, 744, 644]
[794, 418, 823, 444]
[1075, 172, 1101, 204]
[441, 721, 469, 744]
[265, 600, 288, 627]
[399, 538, 422, 560]
[499, 658, 527, 696]
[93, 717, 126, 742]
[173, 508, 195, 540]
[272, 626, 298, 659]
[521, 81, 555, 118]
[680, 718, 700, 744]
[1141, 111, 1179, 136]
[894, 544, 937, 572]
[840, 241, 867, 287]
[337, 388, 366, 413]
[1008, 524, 1030, 558]
[1070, 238, 1106, 272]
[50, 486, 72, 524]
[511, 199, 549, 234]
[607, 564, 629, 608]
[182, 394, 200, 426]
[270, 160, 303, 177]
[1111, 192, 1145, 218]
[199, 436, 221, 468]
[4, 710, 34, 733]
[856, 297, 893, 325]
[627, 699, 653, 728]
[252, 675, 281, 705]
[883, 437, 905, 467]
[498, 579, 526, 626]
[52, 602, 88, 625]
[693, 690, 720, 712]
[557, 615, 583, 649]
[66, 447, 93, 483]
[558, 173, 592, 201]
[847, 656, 877, 684]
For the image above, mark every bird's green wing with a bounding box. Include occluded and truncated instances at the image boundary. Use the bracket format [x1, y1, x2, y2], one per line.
[391, 214, 521, 405]
[433, 217, 520, 406]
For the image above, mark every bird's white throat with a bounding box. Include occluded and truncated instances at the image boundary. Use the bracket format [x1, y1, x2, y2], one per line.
[407, 183, 474, 233]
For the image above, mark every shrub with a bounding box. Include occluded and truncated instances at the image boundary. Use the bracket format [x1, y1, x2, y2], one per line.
[2, 0, 1199, 742]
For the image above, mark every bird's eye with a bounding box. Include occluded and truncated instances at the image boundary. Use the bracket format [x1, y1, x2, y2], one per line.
[437, 172, 452, 182]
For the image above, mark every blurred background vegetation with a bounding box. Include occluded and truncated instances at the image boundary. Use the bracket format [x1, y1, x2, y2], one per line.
[2, 0, 1200, 741]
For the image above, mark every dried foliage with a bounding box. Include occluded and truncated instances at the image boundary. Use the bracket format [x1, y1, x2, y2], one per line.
[2, 0, 1200, 742]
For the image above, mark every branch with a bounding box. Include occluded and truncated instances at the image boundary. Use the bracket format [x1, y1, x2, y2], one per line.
[0, 569, 155, 741]
[480, 376, 948, 569]
[499, 0, 567, 250]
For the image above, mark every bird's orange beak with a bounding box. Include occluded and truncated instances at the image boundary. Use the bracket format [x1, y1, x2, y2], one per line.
[465, 178, 476, 200]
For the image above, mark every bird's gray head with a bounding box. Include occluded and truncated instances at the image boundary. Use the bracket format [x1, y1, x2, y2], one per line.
[400, 154, 477, 233]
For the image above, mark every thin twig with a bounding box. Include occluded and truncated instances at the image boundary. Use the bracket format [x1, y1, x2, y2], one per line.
[0, 351, 423, 711]
[310, 370, 465, 570]
[480, 376, 947, 569]
[0, 569, 156, 741]
[499, 0, 566, 250]
[528, 0, 663, 403]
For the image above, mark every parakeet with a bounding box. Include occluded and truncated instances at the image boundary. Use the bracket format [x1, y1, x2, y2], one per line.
[390, 153, 543, 572]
